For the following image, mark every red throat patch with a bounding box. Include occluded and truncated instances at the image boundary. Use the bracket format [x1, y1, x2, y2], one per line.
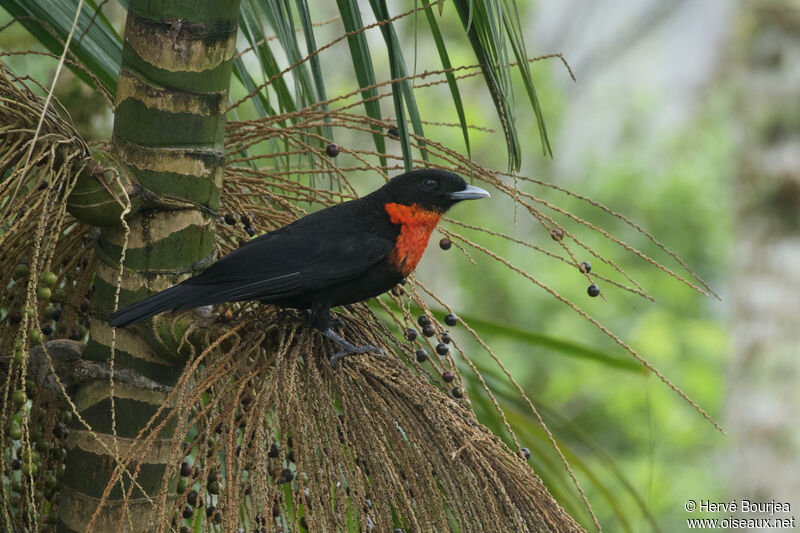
[384, 202, 443, 276]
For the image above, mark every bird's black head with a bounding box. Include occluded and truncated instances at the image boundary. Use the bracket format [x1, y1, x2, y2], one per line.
[376, 169, 490, 213]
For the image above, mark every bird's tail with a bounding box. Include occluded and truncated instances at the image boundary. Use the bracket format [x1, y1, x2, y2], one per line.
[108, 284, 195, 327]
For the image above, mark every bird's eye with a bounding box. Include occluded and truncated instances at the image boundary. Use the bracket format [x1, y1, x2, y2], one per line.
[421, 178, 437, 191]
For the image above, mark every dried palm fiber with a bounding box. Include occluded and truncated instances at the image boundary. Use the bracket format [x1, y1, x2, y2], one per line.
[92, 306, 583, 532]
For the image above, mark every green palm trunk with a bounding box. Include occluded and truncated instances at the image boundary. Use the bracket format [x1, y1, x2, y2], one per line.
[58, 1, 240, 530]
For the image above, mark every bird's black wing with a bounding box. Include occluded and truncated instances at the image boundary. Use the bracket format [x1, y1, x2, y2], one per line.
[108, 206, 395, 327]
[178, 228, 394, 305]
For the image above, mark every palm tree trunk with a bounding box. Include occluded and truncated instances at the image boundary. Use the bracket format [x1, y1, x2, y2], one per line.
[58, 1, 240, 531]
[727, 0, 800, 512]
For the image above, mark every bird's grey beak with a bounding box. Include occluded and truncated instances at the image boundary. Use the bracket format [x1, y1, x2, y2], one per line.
[447, 185, 490, 201]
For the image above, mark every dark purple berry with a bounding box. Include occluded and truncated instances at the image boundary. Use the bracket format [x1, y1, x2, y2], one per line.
[187, 489, 198, 506]
[579, 261, 591, 274]
[224, 214, 236, 225]
[452, 386, 464, 399]
[11, 458, 21, 470]
[521, 447, 531, 460]
[440, 332, 451, 344]
[182, 506, 193, 519]
[325, 143, 340, 157]
[245, 225, 256, 237]
[180, 462, 192, 477]
[279, 468, 294, 484]
[436, 343, 449, 356]
[444, 313, 458, 326]
[417, 315, 430, 327]
[206, 505, 216, 518]
[415, 349, 428, 363]
[439, 238, 452, 250]
[268, 443, 279, 458]
[587, 284, 600, 297]
[387, 126, 399, 139]
[9, 310, 21, 325]
[422, 324, 436, 337]
[42, 322, 53, 336]
[405, 328, 417, 342]
[550, 228, 564, 241]
[442, 370, 454, 383]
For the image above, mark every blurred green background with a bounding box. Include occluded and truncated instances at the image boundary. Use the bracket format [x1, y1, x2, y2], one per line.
[3, 0, 796, 531]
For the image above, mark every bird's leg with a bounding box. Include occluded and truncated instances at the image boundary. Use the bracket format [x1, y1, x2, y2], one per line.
[310, 303, 384, 368]
[303, 308, 344, 330]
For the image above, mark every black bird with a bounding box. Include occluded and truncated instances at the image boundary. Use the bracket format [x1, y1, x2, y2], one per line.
[108, 169, 489, 366]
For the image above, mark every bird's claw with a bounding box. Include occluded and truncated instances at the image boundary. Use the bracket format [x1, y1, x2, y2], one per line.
[320, 327, 384, 369]
[329, 344, 385, 369]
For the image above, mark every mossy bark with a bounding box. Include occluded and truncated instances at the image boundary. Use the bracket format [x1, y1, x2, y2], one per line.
[58, 1, 240, 531]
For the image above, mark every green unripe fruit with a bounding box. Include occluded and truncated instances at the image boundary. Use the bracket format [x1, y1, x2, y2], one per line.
[40, 272, 57, 287]
[177, 477, 187, 493]
[37, 286, 51, 300]
[25, 306, 35, 318]
[22, 461, 38, 477]
[13, 349, 26, 365]
[14, 264, 29, 279]
[21, 449, 39, 464]
[12, 389, 27, 405]
[53, 288, 66, 302]
[29, 329, 41, 343]
[9, 425, 22, 440]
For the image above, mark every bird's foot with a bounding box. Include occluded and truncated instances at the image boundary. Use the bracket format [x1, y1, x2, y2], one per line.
[320, 328, 384, 369]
